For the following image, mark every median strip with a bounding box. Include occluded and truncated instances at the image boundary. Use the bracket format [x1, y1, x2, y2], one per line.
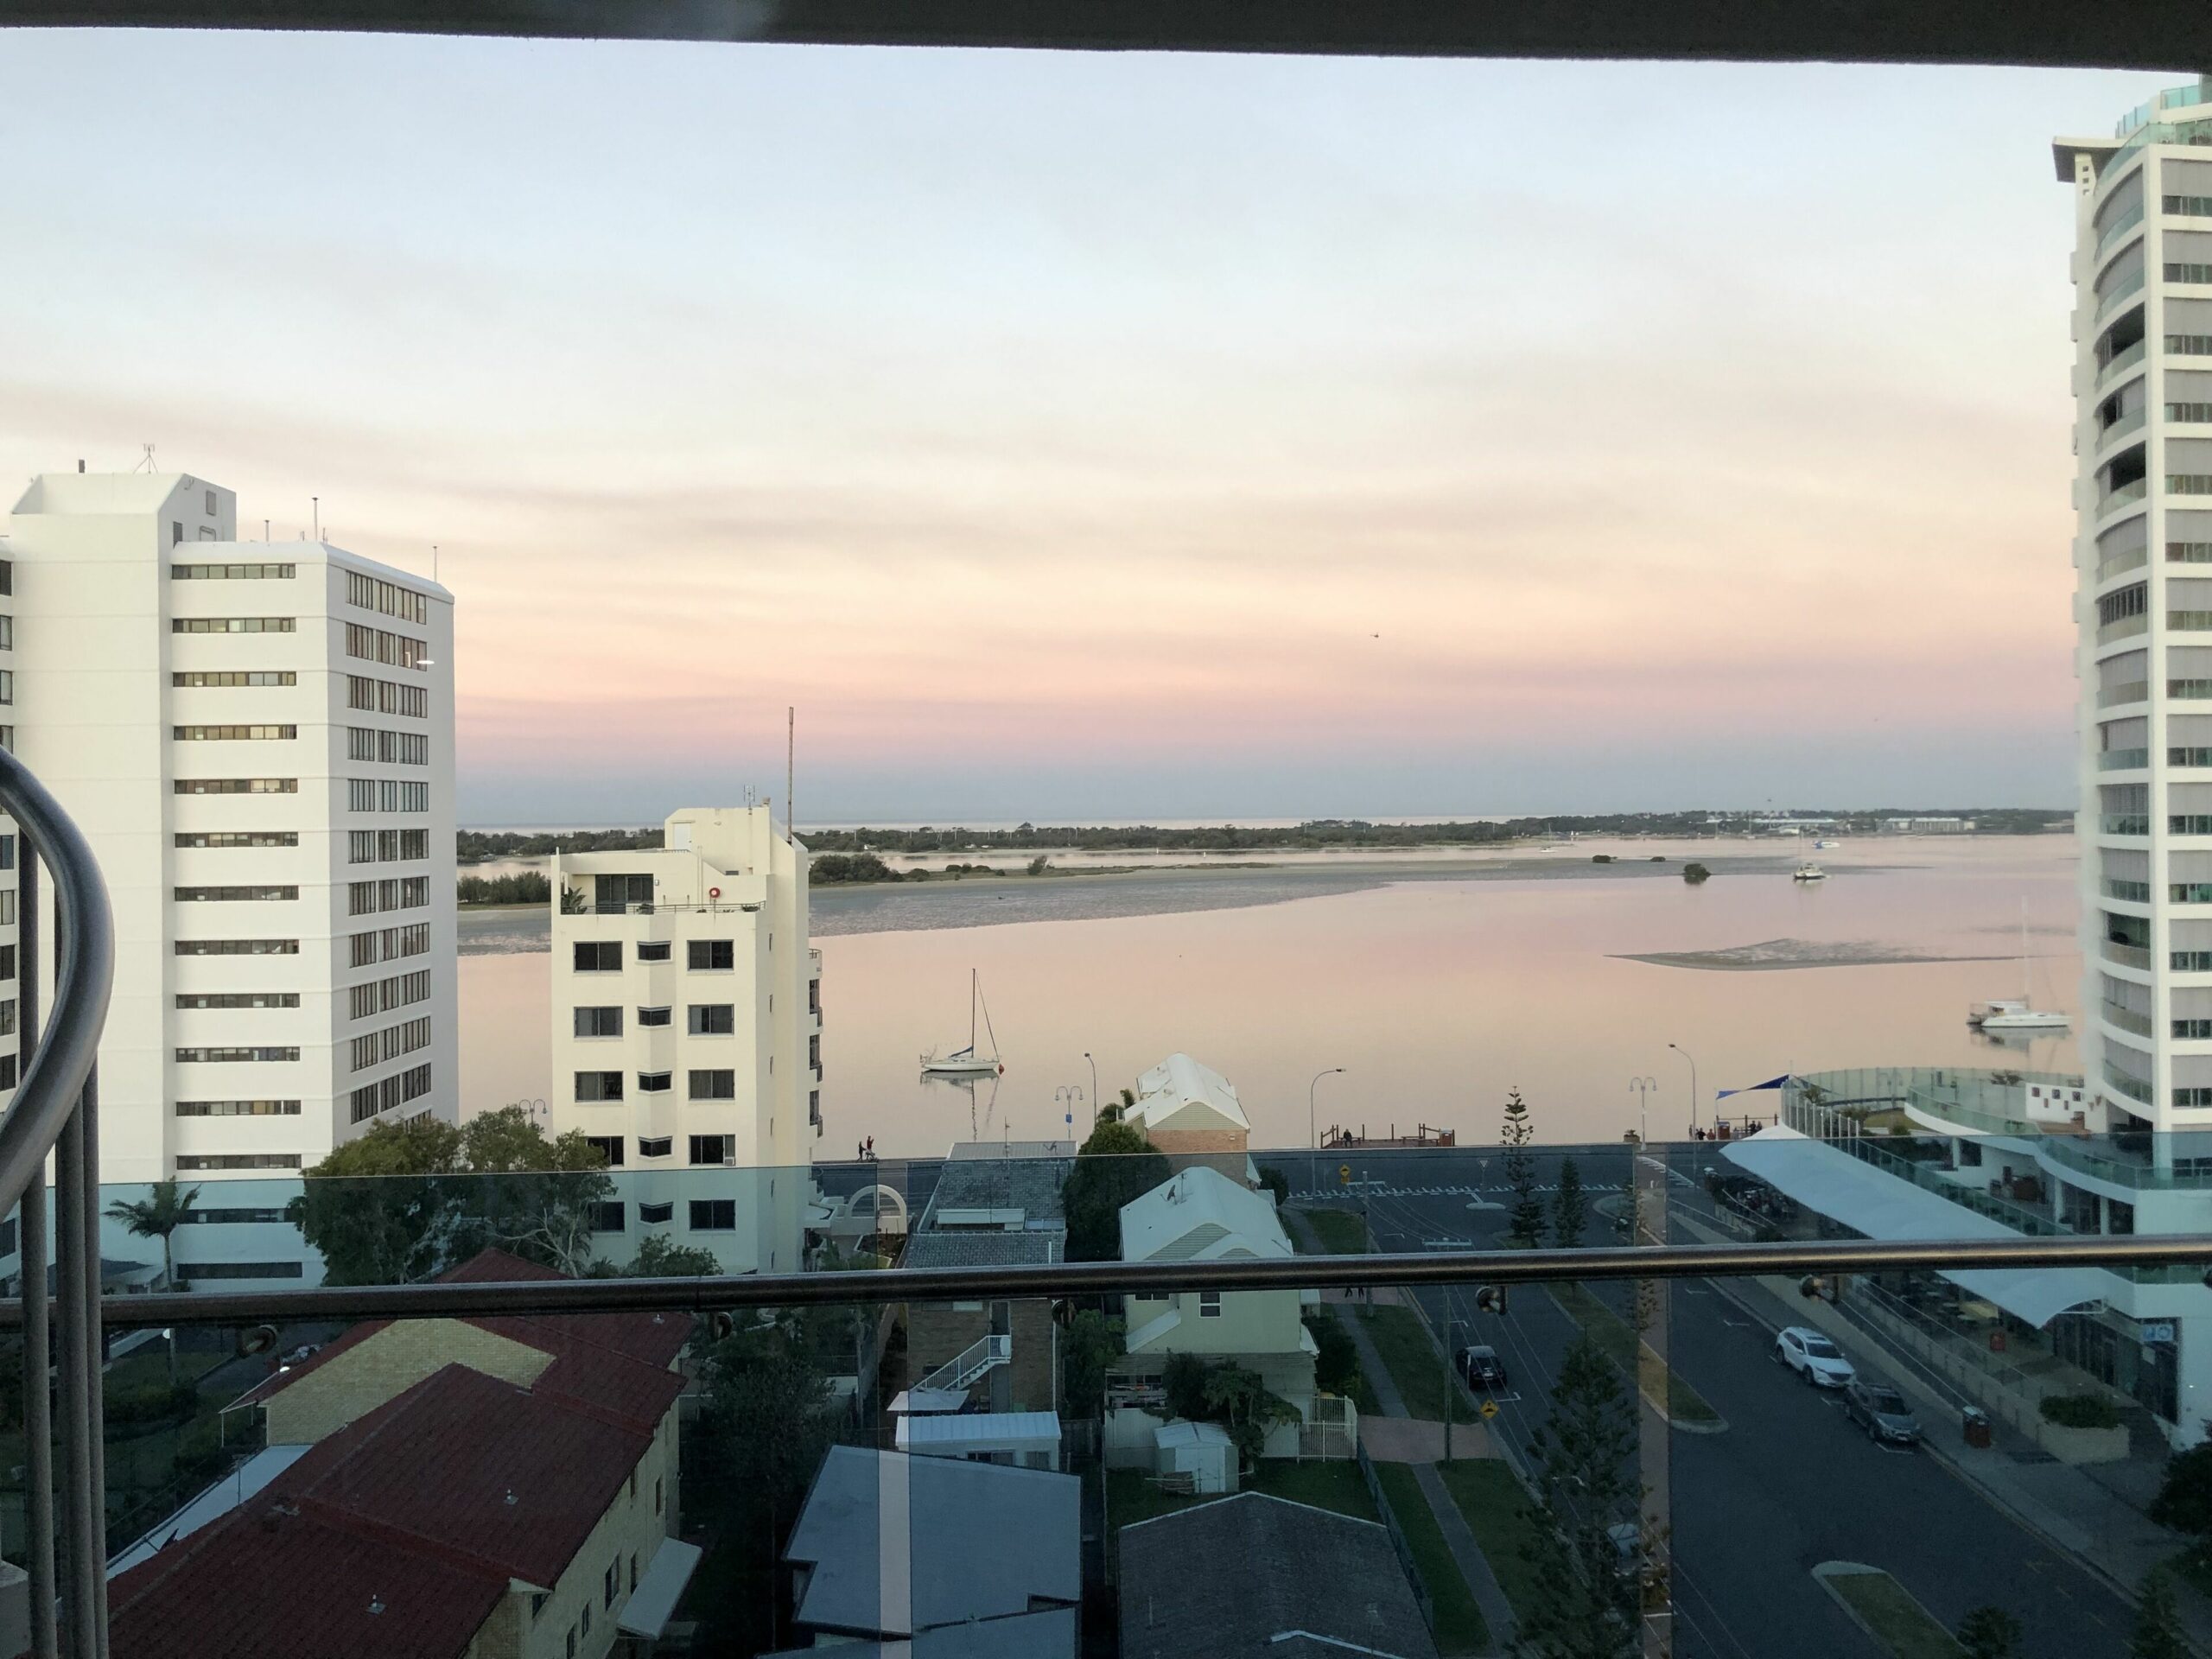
[1814, 1562, 1961, 1659]
[1547, 1281, 1724, 1430]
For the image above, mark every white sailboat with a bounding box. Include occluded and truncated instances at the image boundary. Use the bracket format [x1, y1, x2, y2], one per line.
[920, 969, 1005, 1076]
[1971, 903, 2069, 1032]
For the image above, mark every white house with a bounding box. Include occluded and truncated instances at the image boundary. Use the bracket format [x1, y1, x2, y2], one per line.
[1128, 1053, 1251, 1157]
[1115, 1166, 1319, 1457]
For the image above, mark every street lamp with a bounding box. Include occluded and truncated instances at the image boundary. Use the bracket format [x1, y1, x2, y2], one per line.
[1310, 1067, 1346, 1192]
[1083, 1052, 1099, 1126]
[1628, 1076, 1658, 1147]
[1669, 1044, 1699, 1137]
[1055, 1085, 1085, 1135]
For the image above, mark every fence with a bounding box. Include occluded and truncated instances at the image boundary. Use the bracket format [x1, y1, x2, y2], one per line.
[1355, 1440, 1437, 1637]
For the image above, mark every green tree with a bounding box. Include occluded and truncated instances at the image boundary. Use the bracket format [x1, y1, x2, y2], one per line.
[1551, 1157, 1587, 1249]
[105, 1179, 202, 1383]
[1956, 1606, 2023, 1659]
[2132, 1569, 2190, 1659]
[1061, 1119, 1172, 1261]
[1306, 1313, 1362, 1398]
[1517, 1336, 1640, 1659]
[626, 1234, 727, 1277]
[1163, 1351, 1212, 1422]
[1503, 1089, 1544, 1249]
[1202, 1361, 1302, 1466]
[1059, 1309, 1125, 1418]
[1027, 855, 1051, 875]
[289, 1108, 613, 1285]
[1255, 1165, 1290, 1205]
[2150, 1436, 2212, 1557]
[1681, 862, 1711, 885]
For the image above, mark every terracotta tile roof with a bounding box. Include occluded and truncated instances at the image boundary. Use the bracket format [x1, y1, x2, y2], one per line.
[109, 1500, 507, 1659]
[280, 1363, 652, 1587]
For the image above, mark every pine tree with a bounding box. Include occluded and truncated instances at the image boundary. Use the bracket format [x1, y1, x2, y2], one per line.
[1551, 1157, 1587, 1249]
[1957, 1606, 2023, 1659]
[1502, 1088, 1544, 1249]
[2131, 1570, 2190, 1659]
[1516, 1335, 1639, 1659]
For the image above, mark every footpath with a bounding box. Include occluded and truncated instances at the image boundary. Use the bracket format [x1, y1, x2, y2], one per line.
[1667, 1200, 2207, 1641]
[1283, 1206, 1519, 1654]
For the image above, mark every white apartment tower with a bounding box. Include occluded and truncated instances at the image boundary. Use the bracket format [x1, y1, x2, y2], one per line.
[1, 469, 457, 1187]
[550, 807, 818, 1274]
[2063, 84, 2212, 1143]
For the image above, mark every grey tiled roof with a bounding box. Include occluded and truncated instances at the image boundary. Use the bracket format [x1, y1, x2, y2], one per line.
[902, 1230, 1063, 1270]
[922, 1154, 1071, 1224]
[1117, 1493, 1440, 1659]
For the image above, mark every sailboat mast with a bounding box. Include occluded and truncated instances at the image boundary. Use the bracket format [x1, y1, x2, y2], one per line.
[970, 967, 979, 1050]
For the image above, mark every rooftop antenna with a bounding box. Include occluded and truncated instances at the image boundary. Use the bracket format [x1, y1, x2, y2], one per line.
[787, 707, 795, 837]
[263, 519, 270, 542]
[432, 543, 439, 583]
[312, 497, 320, 541]
[133, 443, 156, 474]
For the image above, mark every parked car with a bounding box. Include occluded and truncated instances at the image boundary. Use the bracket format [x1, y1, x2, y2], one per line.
[1843, 1379, 1921, 1446]
[1455, 1344, 1509, 1390]
[1774, 1325, 1855, 1388]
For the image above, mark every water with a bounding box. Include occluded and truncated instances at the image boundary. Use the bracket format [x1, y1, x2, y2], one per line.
[458, 834, 2080, 1157]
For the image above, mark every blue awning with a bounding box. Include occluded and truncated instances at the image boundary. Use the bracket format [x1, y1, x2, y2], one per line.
[1722, 1127, 2114, 1328]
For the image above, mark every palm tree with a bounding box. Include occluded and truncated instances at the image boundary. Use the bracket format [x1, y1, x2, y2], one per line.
[105, 1180, 200, 1384]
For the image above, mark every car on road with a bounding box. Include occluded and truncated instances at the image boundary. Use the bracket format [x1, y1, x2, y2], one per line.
[1774, 1325, 1855, 1388]
[1455, 1344, 1509, 1390]
[1842, 1378, 1921, 1446]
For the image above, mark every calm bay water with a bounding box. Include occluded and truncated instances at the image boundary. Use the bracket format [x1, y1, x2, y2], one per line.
[458, 835, 2080, 1158]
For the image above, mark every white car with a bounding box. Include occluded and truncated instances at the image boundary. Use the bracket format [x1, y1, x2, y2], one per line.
[1775, 1325, 1855, 1388]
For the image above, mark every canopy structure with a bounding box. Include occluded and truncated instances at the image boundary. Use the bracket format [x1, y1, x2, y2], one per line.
[616, 1538, 703, 1641]
[894, 1409, 1063, 1459]
[1722, 1126, 2114, 1328]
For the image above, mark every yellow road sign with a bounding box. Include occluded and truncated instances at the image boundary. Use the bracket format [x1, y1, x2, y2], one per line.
[1338, 1164, 1352, 1185]
[1479, 1400, 1499, 1421]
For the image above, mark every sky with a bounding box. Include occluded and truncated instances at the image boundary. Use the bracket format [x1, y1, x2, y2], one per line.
[0, 35, 2184, 824]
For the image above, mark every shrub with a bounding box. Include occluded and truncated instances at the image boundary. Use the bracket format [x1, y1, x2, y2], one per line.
[1649, 855, 1666, 862]
[2039, 1392, 2123, 1429]
[1255, 1166, 1290, 1205]
[106, 1382, 198, 1428]
[1027, 855, 1050, 875]
[1592, 854, 1614, 864]
[1306, 1313, 1361, 1397]
[1682, 862, 1712, 884]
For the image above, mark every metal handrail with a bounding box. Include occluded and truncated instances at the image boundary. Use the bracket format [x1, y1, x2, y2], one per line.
[40, 1230, 2212, 1329]
[0, 747, 116, 1659]
[0, 750, 112, 1224]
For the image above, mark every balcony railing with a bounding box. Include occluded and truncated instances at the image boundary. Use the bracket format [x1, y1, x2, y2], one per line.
[2097, 747, 2151, 770]
[2103, 936, 2153, 966]
[2101, 477, 2150, 513]
[2099, 680, 2151, 707]
[2100, 338, 2149, 384]
[2103, 1000, 2155, 1035]
[2095, 202, 2145, 260]
[2096, 613, 2149, 643]
[2097, 270, 2146, 319]
[2095, 541, 2149, 581]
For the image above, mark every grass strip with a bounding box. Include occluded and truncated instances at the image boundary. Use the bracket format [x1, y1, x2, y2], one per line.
[1373, 1461, 1490, 1655]
[1436, 1459, 1548, 1629]
[1821, 1567, 1962, 1659]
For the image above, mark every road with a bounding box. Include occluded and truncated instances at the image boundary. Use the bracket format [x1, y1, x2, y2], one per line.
[1311, 1147, 2136, 1659]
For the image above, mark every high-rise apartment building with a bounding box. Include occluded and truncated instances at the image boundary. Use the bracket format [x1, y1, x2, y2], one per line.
[549, 806, 818, 1274]
[2061, 80, 2212, 1143]
[0, 469, 456, 1193]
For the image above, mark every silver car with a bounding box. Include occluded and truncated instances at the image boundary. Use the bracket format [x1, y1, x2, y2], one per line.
[1844, 1379, 1922, 1446]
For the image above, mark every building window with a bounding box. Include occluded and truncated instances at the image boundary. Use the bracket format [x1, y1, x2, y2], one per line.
[173, 671, 296, 687]
[690, 1134, 734, 1165]
[687, 939, 734, 971]
[638, 1138, 672, 1160]
[573, 1006, 623, 1038]
[173, 725, 296, 741]
[637, 940, 671, 963]
[175, 886, 297, 903]
[637, 1005, 672, 1027]
[655, 1476, 664, 1516]
[639, 1200, 674, 1224]
[638, 1071, 672, 1094]
[176, 1154, 302, 1171]
[584, 1135, 625, 1166]
[173, 778, 297, 795]
[176, 831, 298, 849]
[690, 1199, 736, 1231]
[171, 561, 293, 580]
[177, 992, 300, 1010]
[175, 939, 298, 957]
[605, 1562, 618, 1610]
[688, 1070, 736, 1102]
[688, 1003, 734, 1035]
[170, 616, 296, 633]
[574, 1071, 624, 1103]
[174, 1100, 301, 1117]
[1198, 1290, 1224, 1318]
[170, 1260, 304, 1280]
[175, 1046, 300, 1064]
[573, 941, 622, 973]
[589, 1202, 626, 1234]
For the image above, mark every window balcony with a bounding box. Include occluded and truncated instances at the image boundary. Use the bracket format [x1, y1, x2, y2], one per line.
[2095, 202, 2145, 261]
[2097, 748, 2150, 771]
[2097, 270, 2146, 320]
[2100, 680, 2151, 707]
[2101, 878, 2152, 902]
[2103, 936, 2153, 967]
[2095, 542, 2148, 582]
[2100, 339, 2149, 385]
[2103, 1001, 2155, 1036]
[2101, 477, 2150, 514]
[2097, 613, 2149, 644]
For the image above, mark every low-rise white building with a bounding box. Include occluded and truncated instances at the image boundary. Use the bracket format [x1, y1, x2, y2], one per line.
[1128, 1053, 1251, 1157]
[548, 806, 818, 1274]
[1114, 1166, 1319, 1457]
